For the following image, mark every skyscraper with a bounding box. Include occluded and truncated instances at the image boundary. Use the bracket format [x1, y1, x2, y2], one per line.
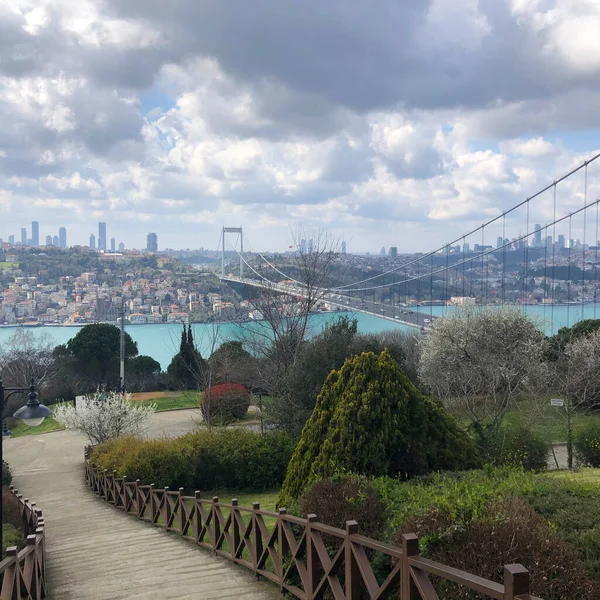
[308, 239, 314, 253]
[90, 234, 96, 250]
[147, 232, 158, 252]
[118, 242, 125, 252]
[558, 235, 566, 249]
[534, 224, 542, 247]
[45, 235, 52, 246]
[52, 235, 59, 247]
[497, 237, 503, 249]
[110, 237, 116, 252]
[21, 228, 27, 245]
[98, 222, 107, 251]
[380, 246, 386, 256]
[8, 235, 14, 245]
[300, 239, 306, 253]
[389, 246, 398, 258]
[31, 221, 39, 246]
[341, 241, 347, 254]
[59, 227, 67, 248]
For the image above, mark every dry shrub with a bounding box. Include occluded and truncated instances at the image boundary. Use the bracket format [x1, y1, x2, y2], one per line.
[299, 476, 385, 539]
[395, 495, 599, 600]
[201, 383, 251, 425]
[2, 487, 23, 531]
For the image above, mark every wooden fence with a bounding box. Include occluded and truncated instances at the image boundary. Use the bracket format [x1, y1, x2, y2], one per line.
[85, 459, 542, 600]
[0, 486, 46, 599]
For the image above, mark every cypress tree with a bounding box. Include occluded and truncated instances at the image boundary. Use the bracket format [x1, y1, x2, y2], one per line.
[279, 350, 482, 506]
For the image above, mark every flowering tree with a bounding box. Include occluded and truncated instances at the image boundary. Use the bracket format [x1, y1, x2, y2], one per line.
[54, 392, 156, 444]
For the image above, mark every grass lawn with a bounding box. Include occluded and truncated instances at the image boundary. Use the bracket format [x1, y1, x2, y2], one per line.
[132, 391, 201, 411]
[546, 468, 600, 484]
[206, 489, 280, 512]
[8, 414, 65, 438]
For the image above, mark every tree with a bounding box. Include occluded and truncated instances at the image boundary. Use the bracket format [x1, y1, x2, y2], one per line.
[167, 325, 207, 390]
[54, 392, 156, 444]
[419, 308, 546, 437]
[126, 355, 162, 392]
[547, 319, 600, 361]
[58, 323, 138, 391]
[240, 229, 341, 399]
[208, 341, 252, 386]
[279, 350, 481, 505]
[550, 329, 600, 468]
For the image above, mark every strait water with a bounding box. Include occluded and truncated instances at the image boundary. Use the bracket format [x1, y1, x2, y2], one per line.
[1, 305, 599, 370]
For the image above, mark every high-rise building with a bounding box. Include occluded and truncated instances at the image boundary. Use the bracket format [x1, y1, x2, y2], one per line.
[98, 222, 107, 251]
[21, 228, 27, 245]
[110, 237, 116, 252]
[389, 246, 398, 258]
[308, 239, 314, 253]
[147, 232, 158, 252]
[52, 235, 59, 246]
[45, 235, 52, 246]
[31, 221, 39, 246]
[90, 234, 96, 250]
[380, 246, 386, 256]
[118, 242, 125, 252]
[558, 234, 566, 249]
[341, 241, 347, 254]
[463, 242, 470, 252]
[534, 224, 542, 247]
[300, 239, 306, 253]
[59, 227, 67, 248]
[8, 235, 14, 245]
[497, 237, 503, 249]
[546, 236, 553, 250]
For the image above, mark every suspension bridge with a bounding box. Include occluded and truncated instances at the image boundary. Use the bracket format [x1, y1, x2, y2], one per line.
[218, 152, 600, 335]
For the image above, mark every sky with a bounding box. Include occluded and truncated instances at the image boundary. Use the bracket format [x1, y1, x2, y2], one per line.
[1, 0, 600, 253]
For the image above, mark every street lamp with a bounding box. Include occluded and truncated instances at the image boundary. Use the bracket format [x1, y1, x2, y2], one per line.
[0, 377, 52, 554]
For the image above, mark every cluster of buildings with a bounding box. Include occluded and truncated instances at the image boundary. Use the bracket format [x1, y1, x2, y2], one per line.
[1, 221, 160, 254]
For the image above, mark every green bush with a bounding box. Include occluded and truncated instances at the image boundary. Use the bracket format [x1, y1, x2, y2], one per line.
[394, 495, 600, 600]
[574, 421, 600, 467]
[201, 383, 250, 425]
[2, 461, 12, 486]
[2, 524, 23, 558]
[279, 351, 482, 505]
[90, 429, 296, 491]
[475, 425, 550, 471]
[299, 475, 385, 539]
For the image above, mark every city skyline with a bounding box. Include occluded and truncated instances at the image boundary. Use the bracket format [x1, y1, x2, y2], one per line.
[1, 3, 600, 252]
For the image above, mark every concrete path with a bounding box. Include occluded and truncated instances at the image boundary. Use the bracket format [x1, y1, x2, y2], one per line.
[4, 412, 279, 600]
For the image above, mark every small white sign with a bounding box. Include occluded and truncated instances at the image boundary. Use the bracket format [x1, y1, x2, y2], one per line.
[551, 398, 564, 407]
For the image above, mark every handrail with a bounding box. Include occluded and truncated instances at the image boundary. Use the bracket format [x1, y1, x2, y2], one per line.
[84, 455, 544, 600]
[0, 486, 46, 599]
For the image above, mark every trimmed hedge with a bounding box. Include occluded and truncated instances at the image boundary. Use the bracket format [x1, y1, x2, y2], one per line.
[201, 383, 250, 425]
[89, 428, 296, 491]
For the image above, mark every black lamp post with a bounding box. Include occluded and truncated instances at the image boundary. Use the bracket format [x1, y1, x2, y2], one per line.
[0, 377, 52, 554]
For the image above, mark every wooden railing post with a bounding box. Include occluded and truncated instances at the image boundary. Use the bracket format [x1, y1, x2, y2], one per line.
[232, 499, 240, 557]
[306, 513, 319, 599]
[253, 502, 262, 575]
[212, 497, 220, 552]
[149, 484, 156, 522]
[163, 487, 170, 527]
[178, 488, 184, 534]
[401, 533, 420, 600]
[121, 476, 127, 509]
[277, 507, 286, 591]
[345, 520, 360, 600]
[23, 534, 38, 598]
[194, 491, 202, 543]
[504, 564, 530, 600]
[134, 480, 141, 518]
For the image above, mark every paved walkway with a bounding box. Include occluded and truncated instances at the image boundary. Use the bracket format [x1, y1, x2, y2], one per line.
[4, 411, 279, 600]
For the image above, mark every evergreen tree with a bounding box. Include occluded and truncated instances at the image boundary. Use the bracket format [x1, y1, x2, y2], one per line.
[167, 324, 207, 390]
[279, 350, 482, 506]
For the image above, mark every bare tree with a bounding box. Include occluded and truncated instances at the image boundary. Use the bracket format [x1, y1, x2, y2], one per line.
[550, 328, 600, 469]
[419, 308, 547, 436]
[239, 228, 341, 399]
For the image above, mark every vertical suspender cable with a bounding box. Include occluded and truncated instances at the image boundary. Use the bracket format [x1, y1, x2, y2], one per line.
[567, 214, 573, 327]
[582, 163, 588, 321]
[551, 183, 557, 333]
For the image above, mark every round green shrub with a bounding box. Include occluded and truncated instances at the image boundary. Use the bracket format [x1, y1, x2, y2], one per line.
[574, 420, 600, 467]
[201, 383, 251, 425]
[279, 350, 482, 506]
[476, 425, 550, 471]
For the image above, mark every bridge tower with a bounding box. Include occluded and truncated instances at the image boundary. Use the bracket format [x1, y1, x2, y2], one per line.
[221, 226, 244, 278]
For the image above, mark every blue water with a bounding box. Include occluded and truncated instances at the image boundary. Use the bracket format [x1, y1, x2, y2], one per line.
[0, 312, 409, 370]
[1, 305, 597, 369]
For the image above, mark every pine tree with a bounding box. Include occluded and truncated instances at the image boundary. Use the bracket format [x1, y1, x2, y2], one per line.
[278, 350, 482, 506]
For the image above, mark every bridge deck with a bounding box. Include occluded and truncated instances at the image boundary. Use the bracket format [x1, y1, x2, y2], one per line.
[5, 412, 278, 600]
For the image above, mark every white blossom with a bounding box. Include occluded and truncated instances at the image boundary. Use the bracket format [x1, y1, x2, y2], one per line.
[54, 392, 156, 444]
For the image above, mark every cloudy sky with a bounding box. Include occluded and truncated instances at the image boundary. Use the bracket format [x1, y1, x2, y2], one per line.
[1, 0, 600, 253]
